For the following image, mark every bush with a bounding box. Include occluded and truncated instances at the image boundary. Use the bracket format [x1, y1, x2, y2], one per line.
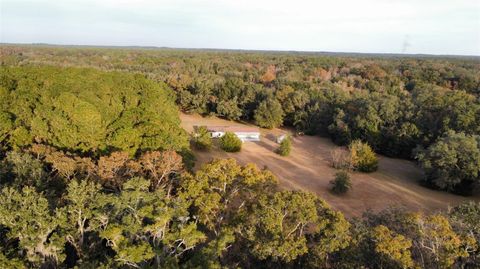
[193, 126, 212, 150]
[276, 135, 291, 156]
[219, 132, 242, 152]
[330, 171, 351, 194]
[349, 140, 378, 172]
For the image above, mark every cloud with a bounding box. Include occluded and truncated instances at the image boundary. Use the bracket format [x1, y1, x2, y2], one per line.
[1, 0, 479, 55]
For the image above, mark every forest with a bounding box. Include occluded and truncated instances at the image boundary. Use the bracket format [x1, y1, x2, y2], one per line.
[0, 45, 479, 268]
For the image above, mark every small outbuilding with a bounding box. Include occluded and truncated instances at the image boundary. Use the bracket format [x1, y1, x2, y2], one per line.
[205, 126, 261, 142]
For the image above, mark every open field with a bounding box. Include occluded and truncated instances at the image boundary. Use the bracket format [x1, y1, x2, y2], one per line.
[181, 112, 480, 218]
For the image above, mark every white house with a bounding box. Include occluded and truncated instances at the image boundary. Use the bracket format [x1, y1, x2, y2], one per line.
[204, 126, 261, 142]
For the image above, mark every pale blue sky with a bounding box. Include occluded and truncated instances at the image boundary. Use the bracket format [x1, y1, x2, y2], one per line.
[1, 0, 479, 55]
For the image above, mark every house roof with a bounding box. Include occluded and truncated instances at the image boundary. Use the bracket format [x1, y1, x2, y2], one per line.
[206, 126, 260, 133]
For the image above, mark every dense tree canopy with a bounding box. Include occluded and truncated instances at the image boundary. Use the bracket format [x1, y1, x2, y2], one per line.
[1, 149, 477, 268]
[3, 45, 478, 161]
[0, 45, 479, 268]
[415, 131, 480, 193]
[0, 66, 189, 155]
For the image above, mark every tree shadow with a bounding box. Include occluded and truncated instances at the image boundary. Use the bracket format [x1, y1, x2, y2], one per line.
[265, 133, 277, 143]
[252, 140, 277, 152]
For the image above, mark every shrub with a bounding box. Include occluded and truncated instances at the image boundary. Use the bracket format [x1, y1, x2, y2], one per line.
[193, 126, 212, 150]
[330, 148, 352, 170]
[219, 132, 242, 152]
[330, 171, 351, 194]
[276, 135, 291, 156]
[349, 140, 378, 172]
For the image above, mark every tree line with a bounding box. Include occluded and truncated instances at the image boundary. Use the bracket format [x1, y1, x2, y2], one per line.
[0, 147, 478, 269]
[1, 46, 479, 193]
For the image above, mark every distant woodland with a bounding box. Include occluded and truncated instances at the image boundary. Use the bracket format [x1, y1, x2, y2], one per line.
[0, 45, 479, 268]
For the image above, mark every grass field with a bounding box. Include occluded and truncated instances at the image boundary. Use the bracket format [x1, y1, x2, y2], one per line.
[180, 112, 480, 218]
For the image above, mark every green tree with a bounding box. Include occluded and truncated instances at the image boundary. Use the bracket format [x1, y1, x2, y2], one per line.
[0, 187, 67, 267]
[63, 180, 107, 263]
[193, 126, 213, 150]
[219, 132, 242, 152]
[1, 151, 46, 189]
[349, 140, 378, 172]
[373, 225, 414, 268]
[179, 159, 277, 234]
[415, 131, 480, 192]
[242, 191, 318, 262]
[0, 111, 13, 146]
[302, 200, 351, 268]
[449, 202, 480, 267]
[216, 97, 242, 120]
[254, 98, 284, 129]
[414, 214, 470, 268]
[328, 108, 352, 146]
[184, 228, 236, 269]
[98, 177, 205, 268]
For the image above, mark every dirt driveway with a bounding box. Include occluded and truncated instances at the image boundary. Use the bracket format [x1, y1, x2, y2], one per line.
[180, 113, 479, 218]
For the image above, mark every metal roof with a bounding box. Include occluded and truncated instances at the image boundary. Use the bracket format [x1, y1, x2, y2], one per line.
[206, 126, 260, 133]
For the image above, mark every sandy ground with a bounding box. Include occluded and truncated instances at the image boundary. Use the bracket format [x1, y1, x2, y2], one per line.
[180, 113, 479, 218]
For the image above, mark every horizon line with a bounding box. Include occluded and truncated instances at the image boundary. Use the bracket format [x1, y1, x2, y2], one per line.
[1, 42, 480, 58]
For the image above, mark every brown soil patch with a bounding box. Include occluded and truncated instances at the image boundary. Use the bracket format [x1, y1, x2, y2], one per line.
[180, 113, 479, 218]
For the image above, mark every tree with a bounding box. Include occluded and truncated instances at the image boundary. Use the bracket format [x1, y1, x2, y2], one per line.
[219, 132, 242, 152]
[415, 131, 480, 193]
[449, 202, 480, 267]
[242, 191, 318, 262]
[184, 228, 235, 269]
[276, 135, 292, 156]
[1, 151, 46, 189]
[254, 98, 284, 129]
[0, 66, 189, 155]
[179, 159, 277, 235]
[193, 126, 213, 150]
[349, 140, 378, 172]
[0, 187, 67, 267]
[302, 200, 351, 268]
[139, 150, 183, 193]
[63, 180, 107, 263]
[260, 65, 276, 84]
[0, 111, 13, 146]
[216, 97, 242, 120]
[44, 151, 77, 180]
[328, 109, 352, 146]
[97, 151, 130, 190]
[330, 171, 351, 194]
[98, 177, 206, 268]
[412, 85, 480, 143]
[414, 214, 470, 268]
[372, 225, 414, 268]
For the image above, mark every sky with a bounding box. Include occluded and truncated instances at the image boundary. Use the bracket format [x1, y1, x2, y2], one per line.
[1, 0, 479, 55]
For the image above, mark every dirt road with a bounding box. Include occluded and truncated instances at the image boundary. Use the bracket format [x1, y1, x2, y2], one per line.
[180, 113, 479, 218]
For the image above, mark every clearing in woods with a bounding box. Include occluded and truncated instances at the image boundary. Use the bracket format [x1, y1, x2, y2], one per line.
[180, 112, 479, 218]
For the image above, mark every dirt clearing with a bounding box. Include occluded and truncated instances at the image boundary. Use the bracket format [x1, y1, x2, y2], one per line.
[180, 113, 479, 218]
